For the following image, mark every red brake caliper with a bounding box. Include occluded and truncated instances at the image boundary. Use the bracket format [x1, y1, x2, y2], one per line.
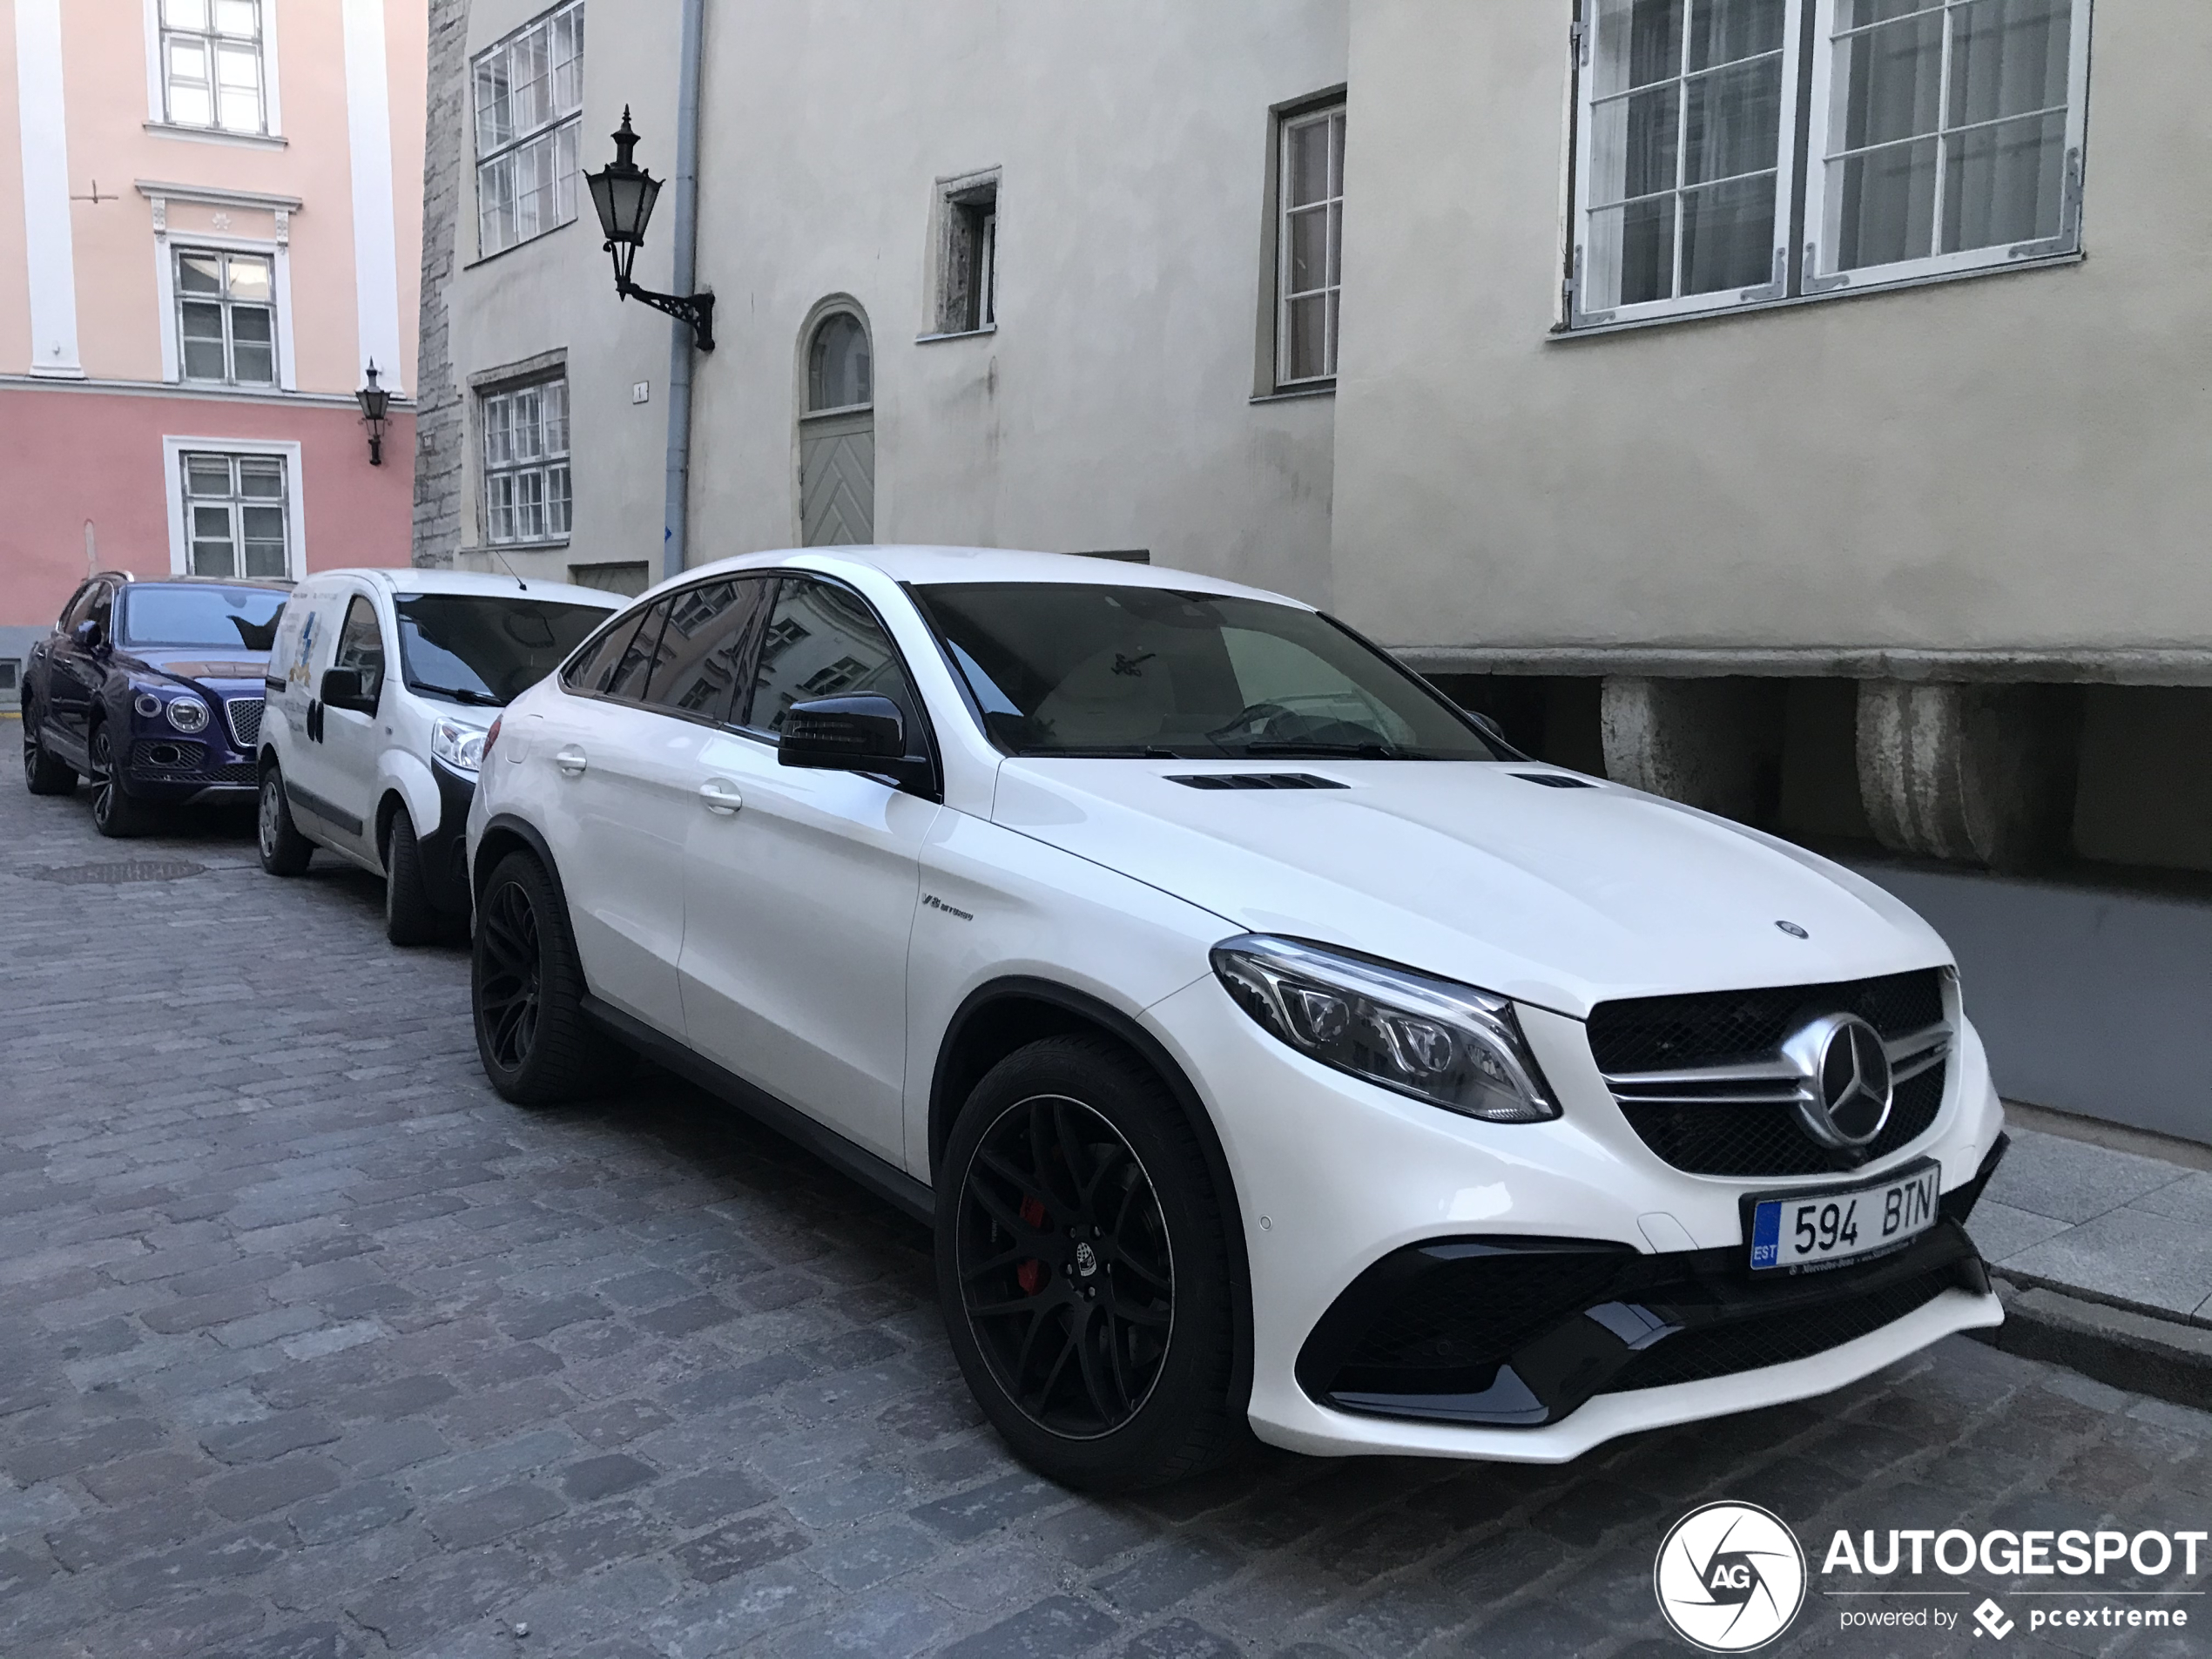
[1016, 1196, 1048, 1294]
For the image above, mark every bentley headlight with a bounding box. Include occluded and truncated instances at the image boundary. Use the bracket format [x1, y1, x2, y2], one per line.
[1211, 934, 1559, 1123]
[166, 696, 210, 733]
[431, 717, 486, 772]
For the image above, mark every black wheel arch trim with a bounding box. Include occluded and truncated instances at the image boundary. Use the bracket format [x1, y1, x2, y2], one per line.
[929, 975, 1257, 1421]
[474, 813, 569, 918]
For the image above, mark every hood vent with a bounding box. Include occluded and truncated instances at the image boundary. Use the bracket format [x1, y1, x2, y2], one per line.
[1169, 772, 1349, 792]
[1514, 772, 1597, 790]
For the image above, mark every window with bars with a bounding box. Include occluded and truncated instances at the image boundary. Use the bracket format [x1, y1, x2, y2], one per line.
[1277, 103, 1345, 386]
[474, 2, 584, 258]
[1568, 0, 2088, 327]
[481, 380, 571, 546]
[159, 0, 266, 134]
[182, 454, 289, 580]
[176, 250, 275, 385]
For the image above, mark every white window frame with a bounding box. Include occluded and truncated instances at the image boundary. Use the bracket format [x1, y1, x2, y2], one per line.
[1569, 1, 1804, 329]
[1275, 101, 1346, 388]
[160, 435, 307, 581]
[143, 0, 280, 138]
[471, 2, 584, 260]
[145, 187, 298, 390]
[1802, 0, 2090, 295]
[168, 245, 280, 388]
[479, 378, 572, 547]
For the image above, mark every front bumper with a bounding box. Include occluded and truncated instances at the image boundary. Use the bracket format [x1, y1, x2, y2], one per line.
[421, 759, 478, 915]
[120, 734, 257, 802]
[1142, 974, 2010, 1462]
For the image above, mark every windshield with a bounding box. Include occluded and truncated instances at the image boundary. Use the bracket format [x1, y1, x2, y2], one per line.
[910, 583, 1501, 760]
[395, 594, 614, 706]
[120, 585, 286, 651]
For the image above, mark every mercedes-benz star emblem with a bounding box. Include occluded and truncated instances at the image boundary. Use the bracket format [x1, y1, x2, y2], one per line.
[1781, 1012, 1894, 1150]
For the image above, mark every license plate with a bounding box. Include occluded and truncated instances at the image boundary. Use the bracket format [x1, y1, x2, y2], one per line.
[1748, 1160, 1940, 1273]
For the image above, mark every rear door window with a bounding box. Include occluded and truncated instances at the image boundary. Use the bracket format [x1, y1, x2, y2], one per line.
[332, 596, 387, 702]
[604, 597, 675, 704]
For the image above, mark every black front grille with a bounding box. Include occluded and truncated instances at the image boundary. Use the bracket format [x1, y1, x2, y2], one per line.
[211, 762, 256, 786]
[1588, 969, 1945, 1075]
[1621, 1062, 1946, 1177]
[132, 740, 209, 771]
[1605, 1268, 1958, 1392]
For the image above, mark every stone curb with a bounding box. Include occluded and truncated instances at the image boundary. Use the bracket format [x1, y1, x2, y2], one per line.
[1973, 1276, 2212, 1413]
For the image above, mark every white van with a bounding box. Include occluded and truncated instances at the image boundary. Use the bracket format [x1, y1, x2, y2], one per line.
[256, 568, 620, 942]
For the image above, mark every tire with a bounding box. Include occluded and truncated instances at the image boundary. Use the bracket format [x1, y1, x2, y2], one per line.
[936, 1034, 1240, 1494]
[257, 765, 314, 876]
[472, 849, 623, 1105]
[20, 698, 76, 796]
[382, 806, 445, 947]
[88, 723, 152, 840]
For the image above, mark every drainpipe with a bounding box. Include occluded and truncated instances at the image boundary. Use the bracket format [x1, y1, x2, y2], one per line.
[662, 0, 707, 583]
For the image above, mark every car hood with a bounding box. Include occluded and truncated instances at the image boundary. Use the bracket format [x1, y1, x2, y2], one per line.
[988, 759, 1952, 1018]
[123, 647, 272, 688]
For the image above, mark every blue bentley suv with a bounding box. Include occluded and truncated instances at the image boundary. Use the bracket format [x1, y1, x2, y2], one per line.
[21, 573, 289, 837]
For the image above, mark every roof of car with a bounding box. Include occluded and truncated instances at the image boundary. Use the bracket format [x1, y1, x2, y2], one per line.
[101, 573, 294, 591]
[307, 568, 624, 606]
[679, 545, 1312, 608]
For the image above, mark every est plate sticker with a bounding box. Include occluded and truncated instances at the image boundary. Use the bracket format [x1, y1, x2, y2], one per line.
[1749, 1160, 1940, 1272]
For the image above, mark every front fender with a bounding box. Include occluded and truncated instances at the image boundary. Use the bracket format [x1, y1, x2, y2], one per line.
[379, 749, 444, 847]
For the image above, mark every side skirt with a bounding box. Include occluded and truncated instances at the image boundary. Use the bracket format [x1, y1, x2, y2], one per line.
[580, 995, 934, 1228]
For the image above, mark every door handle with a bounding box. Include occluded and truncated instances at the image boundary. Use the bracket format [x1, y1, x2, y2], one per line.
[698, 780, 744, 816]
[554, 745, 588, 778]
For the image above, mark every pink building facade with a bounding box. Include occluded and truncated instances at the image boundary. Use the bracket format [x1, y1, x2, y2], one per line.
[0, 0, 426, 700]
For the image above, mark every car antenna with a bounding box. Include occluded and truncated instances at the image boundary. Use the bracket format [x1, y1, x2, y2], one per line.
[486, 546, 529, 591]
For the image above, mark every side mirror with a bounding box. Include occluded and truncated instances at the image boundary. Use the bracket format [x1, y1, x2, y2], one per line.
[779, 694, 933, 791]
[72, 618, 104, 650]
[320, 666, 378, 715]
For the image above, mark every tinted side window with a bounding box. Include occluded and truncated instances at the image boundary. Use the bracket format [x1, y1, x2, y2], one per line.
[744, 577, 918, 737]
[333, 596, 387, 701]
[604, 597, 674, 703]
[563, 608, 646, 694]
[86, 583, 115, 640]
[644, 577, 776, 721]
[59, 583, 97, 631]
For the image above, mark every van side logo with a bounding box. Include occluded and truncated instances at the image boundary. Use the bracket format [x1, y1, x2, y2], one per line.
[1655, 1502, 1805, 1652]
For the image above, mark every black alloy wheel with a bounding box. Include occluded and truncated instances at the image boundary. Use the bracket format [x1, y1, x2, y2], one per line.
[957, 1093, 1177, 1439]
[938, 1035, 1238, 1492]
[476, 871, 543, 1074]
[21, 699, 76, 796]
[471, 849, 623, 1104]
[88, 724, 148, 838]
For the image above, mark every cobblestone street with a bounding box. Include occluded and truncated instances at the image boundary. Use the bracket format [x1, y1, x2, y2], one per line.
[1, 772, 2207, 1659]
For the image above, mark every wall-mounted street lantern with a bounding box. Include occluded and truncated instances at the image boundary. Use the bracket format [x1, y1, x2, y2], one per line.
[355, 361, 391, 466]
[585, 109, 715, 352]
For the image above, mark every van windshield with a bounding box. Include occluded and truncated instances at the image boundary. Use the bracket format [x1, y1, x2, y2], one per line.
[120, 586, 287, 651]
[394, 594, 613, 706]
[909, 583, 1500, 760]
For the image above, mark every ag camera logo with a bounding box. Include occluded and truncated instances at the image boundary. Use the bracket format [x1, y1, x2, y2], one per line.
[1655, 1502, 1807, 1652]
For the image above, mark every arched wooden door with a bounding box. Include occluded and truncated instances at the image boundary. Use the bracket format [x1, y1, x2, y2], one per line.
[799, 308, 873, 546]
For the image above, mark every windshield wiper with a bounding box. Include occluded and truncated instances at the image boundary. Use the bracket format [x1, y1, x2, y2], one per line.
[408, 682, 504, 707]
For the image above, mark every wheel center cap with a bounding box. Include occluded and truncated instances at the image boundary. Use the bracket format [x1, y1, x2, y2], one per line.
[1074, 1242, 1098, 1278]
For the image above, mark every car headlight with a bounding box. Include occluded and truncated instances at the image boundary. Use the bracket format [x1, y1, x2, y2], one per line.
[431, 717, 486, 772]
[1211, 934, 1559, 1123]
[166, 696, 209, 733]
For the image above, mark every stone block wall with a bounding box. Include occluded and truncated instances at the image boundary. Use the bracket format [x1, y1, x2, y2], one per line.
[409, 0, 469, 570]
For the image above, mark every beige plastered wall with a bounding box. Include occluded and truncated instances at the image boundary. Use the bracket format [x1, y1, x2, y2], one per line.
[684, 0, 1348, 606]
[1330, 0, 2212, 658]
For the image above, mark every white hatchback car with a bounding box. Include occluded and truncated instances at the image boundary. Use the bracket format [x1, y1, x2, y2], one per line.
[465, 547, 2007, 1491]
[256, 568, 619, 941]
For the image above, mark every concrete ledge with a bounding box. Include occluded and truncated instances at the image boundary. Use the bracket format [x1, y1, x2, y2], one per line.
[1393, 644, 2212, 688]
[1973, 1277, 2212, 1413]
